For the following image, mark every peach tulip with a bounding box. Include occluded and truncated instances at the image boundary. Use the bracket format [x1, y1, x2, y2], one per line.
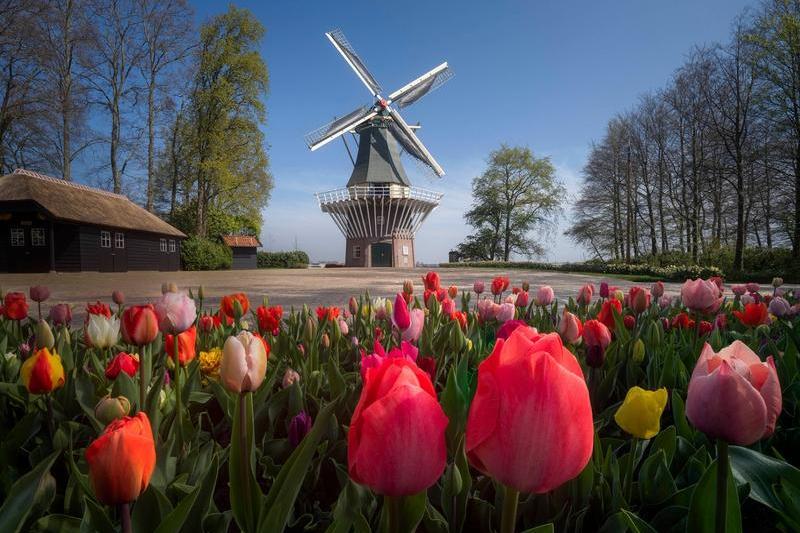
[154, 291, 196, 334]
[221, 331, 269, 393]
[465, 328, 593, 493]
[686, 341, 781, 445]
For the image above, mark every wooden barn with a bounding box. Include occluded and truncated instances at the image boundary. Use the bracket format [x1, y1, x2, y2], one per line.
[0, 169, 186, 273]
[223, 235, 261, 270]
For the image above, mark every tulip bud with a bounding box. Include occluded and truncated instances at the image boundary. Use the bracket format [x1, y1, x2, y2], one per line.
[338, 318, 349, 336]
[612, 289, 625, 302]
[384, 298, 393, 317]
[521, 281, 530, 292]
[448, 285, 458, 299]
[36, 319, 55, 350]
[651, 281, 664, 299]
[599, 282, 609, 299]
[282, 368, 300, 389]
[772, 277, 783, 289]
[393, 292, 411, 330]
[348, 296, 358, 316]
[623, 315, 636, 330]
[473, 281, 485, 295]
[403, 280, 414, 295]
[631, 338, 645, 363]
[321, 332, 330, 349]
[288, 411, 313, 447]
[29, 285, 50, 303]
[198, 285, 206, 300]
[303, 316, 316, 346]
[112, 290, 125, 306]
[233, 298, 244, 320]
[94, 395, 131, 424]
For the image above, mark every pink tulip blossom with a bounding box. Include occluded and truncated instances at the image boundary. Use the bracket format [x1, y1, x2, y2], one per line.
[496, 302, 515, 322]
[680, 278, 722, 315]
[535, 286, 554, 306]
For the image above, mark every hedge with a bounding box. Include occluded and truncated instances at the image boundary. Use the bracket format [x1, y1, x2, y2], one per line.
[440, 260, 724, 281]
[257, 250, 309, 269]
[181, 236, 232, 271]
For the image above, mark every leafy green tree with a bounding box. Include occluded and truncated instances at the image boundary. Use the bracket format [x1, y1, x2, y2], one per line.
[189, 5, 272, 236]
[459, 145, 565, 261]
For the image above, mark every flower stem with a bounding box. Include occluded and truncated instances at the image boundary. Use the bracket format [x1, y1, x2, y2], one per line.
[624, 438, 638, 503]
[716, 440, 729, 533]
[120, 502, 132, 533]
[139, 344, 147, 413]
[385, 495, 401, 533]
[501, 485, 519, 533]
[173, 336, 183, 453]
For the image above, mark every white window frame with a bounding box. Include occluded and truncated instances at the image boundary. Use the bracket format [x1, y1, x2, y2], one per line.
[353, 245, 361, 259]
[169, 239, 176, 253]
[160, 238, 167, 252]
[115, 232, 125, 249]
[10, 227, 24, 247]
[100, 230, 111, 248]
[31, 228, 46, 246]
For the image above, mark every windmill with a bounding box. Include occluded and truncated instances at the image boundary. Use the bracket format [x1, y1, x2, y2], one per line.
[307, 29, 452, 267]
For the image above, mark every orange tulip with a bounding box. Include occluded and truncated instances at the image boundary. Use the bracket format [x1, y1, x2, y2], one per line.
[21, 347, 65, 394]
[221, 292, 250, 320]
[164, 326, 197, 366]
[85, 412, 156, 505]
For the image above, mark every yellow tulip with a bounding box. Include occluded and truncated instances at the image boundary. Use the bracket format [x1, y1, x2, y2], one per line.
[614, 386, 667, 439]
[21, 347, 65, 394]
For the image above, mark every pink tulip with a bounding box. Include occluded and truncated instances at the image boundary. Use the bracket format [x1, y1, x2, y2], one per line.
[441, 298, 456, 316]
[154, 291, 196, 334]
[599, 282, 609, 299]
[401, 308, 425, 343]
[686, 341, 781, 445]
[496, 302, 515, 322]
[731, 284, 747, 296]
[392, 293, 410, 330]
[576, 284, 594, 305]
[220, 331, 269, 393]
[680, 278, 722, 314]
[651, 281, 664, 299]
[659, 295, 672, 309]
[746, 282, 760, 294]
[466, 328, 593, 493]
[535, 286, 554, 306]
[558, 309, 582, 344]
[473, 281, 485, 295]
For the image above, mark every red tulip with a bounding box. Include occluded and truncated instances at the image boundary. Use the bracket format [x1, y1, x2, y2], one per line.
[105, 352, 140, 380]
[164, 326, 197, 366]
[496, 319, 527, 340]
[29, 285, 50, 303]
[450, 310, 467, 330]
[491, 276, 510, 296]
[422, 271, 441, 291]
[466, 328, 593, 493]
[121, 305, 159, 346]
[86, 412, 156, 505]
[686, 341, 781, 445]
[651, 281, 665, 299]
[596, 299, 622, 329]
[112, 290, 125, 305]
[583, 319, 611, 368]
[628, 286, 650, 314]
[447, 285, 458, 299]
[220, 292, 249, 319]
[3, 292, 28, 320]
[315, 306, 340, 322]
[198, 314, 215, 333]
[86, 301, 112, 318]
[671, 312, 695, 330]
[392, 292, 411, 330]
[516, 290, 530, 308]
[348, 358, 448, 496]
[733, 302, 769, 327]
[623, 315, 636, 330]
[256, 305, 283, 334]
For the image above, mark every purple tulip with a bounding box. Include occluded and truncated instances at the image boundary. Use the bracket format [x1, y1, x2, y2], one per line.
[288, 411, 313, 447]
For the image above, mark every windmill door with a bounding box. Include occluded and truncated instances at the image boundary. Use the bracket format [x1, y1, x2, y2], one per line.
[371, 242, 392, 267]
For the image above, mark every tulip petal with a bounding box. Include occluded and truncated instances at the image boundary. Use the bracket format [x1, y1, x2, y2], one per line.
[221, 336, 248, 393]
[758, 357, 782, 438]
[686, 360, 768, 445]
[349, 383, 448, 496]
[718, 340, 761, 366]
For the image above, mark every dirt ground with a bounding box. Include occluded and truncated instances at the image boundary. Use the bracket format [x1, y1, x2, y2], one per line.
[1, 267, 682, 318]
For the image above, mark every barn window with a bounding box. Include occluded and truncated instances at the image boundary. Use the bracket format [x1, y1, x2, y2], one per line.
[10, 227, 24, 247]
[353, 245, 361, 258]
[160, 238, 167, 252]
[115, 232, 125, 249]
[100, 231, 111, 248]
[31, 228, 46, 246]
[169, 240, 176, 253]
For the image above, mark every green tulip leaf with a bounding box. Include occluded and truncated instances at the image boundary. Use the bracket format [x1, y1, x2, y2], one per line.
[34, 513, 82, 533]
[729, 445, 800, 516]
[0, 451, 59, 533]
[258, 398, 337, 533]
[79, 497, 115, 533]
[520, 524, 555, 533]
[230, 392, 263, 533]
[687, 455, 742, 533]
[153, 454, 219, 533]
[132, 485, 173, 533]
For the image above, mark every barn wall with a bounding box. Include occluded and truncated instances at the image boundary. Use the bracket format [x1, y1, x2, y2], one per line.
[54, 223, 81, 271]
[232, 247, 257, 270]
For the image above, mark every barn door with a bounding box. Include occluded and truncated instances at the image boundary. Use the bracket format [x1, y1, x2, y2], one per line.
[370, 242, 392, 267]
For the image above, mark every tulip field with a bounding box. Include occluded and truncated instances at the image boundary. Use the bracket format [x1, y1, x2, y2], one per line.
[1, 273, 800, 533]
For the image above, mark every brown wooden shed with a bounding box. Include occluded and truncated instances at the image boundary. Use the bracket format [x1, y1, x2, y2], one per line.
[0, 169, 186, 273]
[222, 235, 261, 270]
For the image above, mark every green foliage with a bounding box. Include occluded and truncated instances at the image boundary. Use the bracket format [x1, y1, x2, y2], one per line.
[170, 202, 260, 241]
[459, 145, 566, 261]
[180, 236, 232, 270]
[257, 251, 309, 269]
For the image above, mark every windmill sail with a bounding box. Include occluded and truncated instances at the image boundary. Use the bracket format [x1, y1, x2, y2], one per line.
[389, 63, 453, 109]
[305, 106, 377, 150]
[387, 108, 445, 176]
[326, 29, 382, 97]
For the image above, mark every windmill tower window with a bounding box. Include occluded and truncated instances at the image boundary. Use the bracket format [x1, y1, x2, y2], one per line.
[353, 245, 361, 259]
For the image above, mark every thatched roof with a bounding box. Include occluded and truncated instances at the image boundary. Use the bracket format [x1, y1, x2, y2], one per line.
[0, 169, 186, 237]
[222, 235, 261, 247]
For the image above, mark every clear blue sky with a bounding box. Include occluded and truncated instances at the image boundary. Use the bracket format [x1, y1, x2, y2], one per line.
[190, 0, 755, 263]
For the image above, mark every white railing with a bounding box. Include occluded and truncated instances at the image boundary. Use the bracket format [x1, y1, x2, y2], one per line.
[315, 184, 442, 205]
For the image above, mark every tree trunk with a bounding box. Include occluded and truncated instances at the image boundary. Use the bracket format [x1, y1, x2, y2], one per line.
[146, 74, 155, 211]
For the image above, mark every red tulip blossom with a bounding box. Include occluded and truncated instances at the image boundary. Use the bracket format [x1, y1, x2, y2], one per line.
[733, 302, 769, 327]
[671, 312, 695, 330]
[628, 286, 651, 314]
[392, 293, 411, 330]
[422, 271, 441, 291]
[86, 301, 112, 318]
[623, 315, 636, 330]
[596, 299, 622, 330]
[121, 305, 159, 346]
[315, 306, 340, 322]
[491, 276, 510, 296]
[3, 292, 28, 320]
[256, 305, 283, 335]
[465, 328, 593, 493]
[105, 352, 140, 380]
[220, 292, 250, 320]
[450, 310, 467, 330]
[576, 284, 594, 306]
[583, 319, 612, 368]
[349, 357, 448, 496]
